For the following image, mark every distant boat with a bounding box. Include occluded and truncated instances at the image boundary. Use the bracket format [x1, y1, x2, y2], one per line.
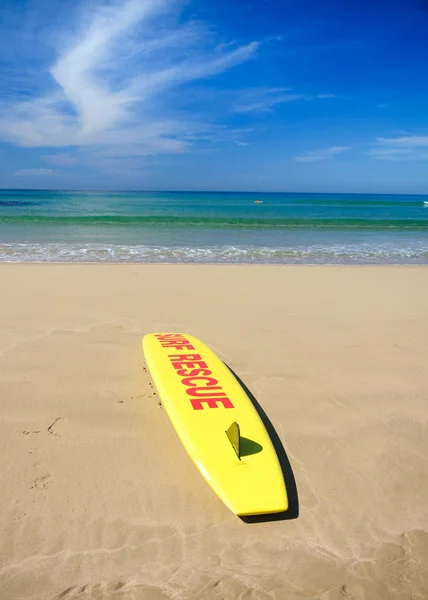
[254, 199, 263, 204]
[423, 201, 428, 207]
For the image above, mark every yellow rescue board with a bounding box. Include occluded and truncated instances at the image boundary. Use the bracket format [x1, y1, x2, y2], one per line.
[142, 333, 288, 516]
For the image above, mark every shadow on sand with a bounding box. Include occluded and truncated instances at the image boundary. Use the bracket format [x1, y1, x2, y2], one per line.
[226, 366, 299, 524]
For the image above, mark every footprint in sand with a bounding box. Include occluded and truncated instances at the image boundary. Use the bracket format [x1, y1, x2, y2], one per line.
[56, 581, 126, 599]
[55, 581, 168, 599]
[31, 462, 53, 490]
[47, 417, 67, 436]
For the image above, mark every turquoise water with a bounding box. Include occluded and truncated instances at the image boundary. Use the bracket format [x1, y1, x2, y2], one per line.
[1, 190, 428, 263]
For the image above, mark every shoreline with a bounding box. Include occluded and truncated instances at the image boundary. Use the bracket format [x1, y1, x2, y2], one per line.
[1, 261, 428, 267]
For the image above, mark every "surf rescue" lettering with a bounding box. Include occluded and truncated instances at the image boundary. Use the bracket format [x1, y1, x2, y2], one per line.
[155, 334, 234, 411]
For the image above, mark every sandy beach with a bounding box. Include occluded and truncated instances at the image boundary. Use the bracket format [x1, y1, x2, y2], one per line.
[0, 264, 427, 600]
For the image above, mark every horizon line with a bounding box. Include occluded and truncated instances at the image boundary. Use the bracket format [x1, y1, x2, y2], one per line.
[1, 188, 428, 197]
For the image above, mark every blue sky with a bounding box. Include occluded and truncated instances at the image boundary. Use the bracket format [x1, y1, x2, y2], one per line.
[1, 0, 428, 192]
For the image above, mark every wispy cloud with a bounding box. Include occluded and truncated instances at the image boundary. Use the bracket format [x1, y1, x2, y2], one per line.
[367, 135, 428, 160]
[295, 146, 352, 162]
[234, 87, 307, 113]
[14, 168, 57, 176]
[233, 88, 340, 113]
[316, 93, 339, 99]
[376, 136, 428, 147]
[0, 0, 259, 165]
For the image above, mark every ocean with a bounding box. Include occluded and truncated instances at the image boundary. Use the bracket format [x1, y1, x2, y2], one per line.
[1, 189, 428, 264]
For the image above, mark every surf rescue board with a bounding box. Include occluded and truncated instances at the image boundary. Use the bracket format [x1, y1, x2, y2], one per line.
[142, 333, 288, 516]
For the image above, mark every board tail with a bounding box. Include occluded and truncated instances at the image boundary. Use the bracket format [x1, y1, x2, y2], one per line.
[226, 422, 241, 460]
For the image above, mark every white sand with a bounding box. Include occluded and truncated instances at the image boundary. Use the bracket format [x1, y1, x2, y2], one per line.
[0, 264, 427, 599]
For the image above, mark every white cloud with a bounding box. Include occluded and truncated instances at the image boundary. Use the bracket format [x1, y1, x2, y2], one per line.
[231, 88, 341, 115]
[376, 135, 428, 147]
[295, 146, 352, 162]
[366, 148, 413, 161]
[14, 168, 57, 176]
[316, 93, 339, 99]
[0, 0, 259, 162]
[234, 88, 307, 113]
[368, 135, 428, 161]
